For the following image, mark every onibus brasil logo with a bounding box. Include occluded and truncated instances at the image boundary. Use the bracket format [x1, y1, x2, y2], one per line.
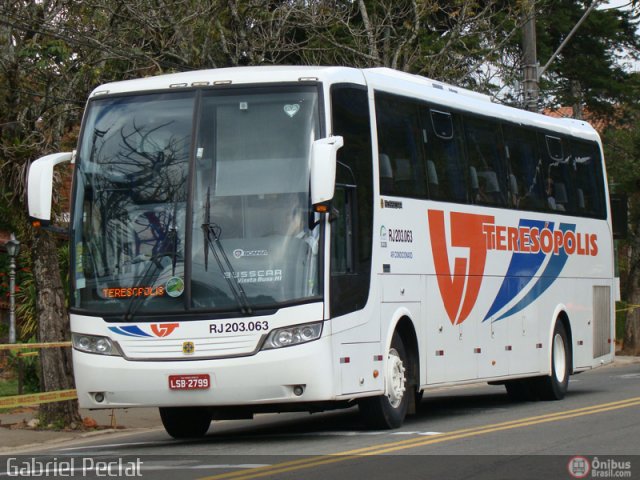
[428, 210, 598, 326]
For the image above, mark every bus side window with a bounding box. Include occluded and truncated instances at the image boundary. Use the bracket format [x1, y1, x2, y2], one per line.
[570, 140, 606, 218]
[374, 92, 427, 198]
[423, 108, 466, 203]
[502, 125, 545, 212]
[541, 134, 577, 214]
[463, 116, 507, 207]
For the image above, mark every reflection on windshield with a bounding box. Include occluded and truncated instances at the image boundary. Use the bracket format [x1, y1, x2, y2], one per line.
[72, 92, 193, 314]
[71, 87, 322, 318]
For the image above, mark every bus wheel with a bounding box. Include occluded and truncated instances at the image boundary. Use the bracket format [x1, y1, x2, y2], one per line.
[159, 407, 212, 439]
[536, 322, 570, 401]
[359, 332, 409, 429]
[504, 379, 536, 402]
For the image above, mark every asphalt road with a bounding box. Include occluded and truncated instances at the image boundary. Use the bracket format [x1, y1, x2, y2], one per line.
[2, 361, 639, 479]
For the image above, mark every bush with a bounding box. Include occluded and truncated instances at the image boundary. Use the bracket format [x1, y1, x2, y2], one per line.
[6, 339, 41, 394]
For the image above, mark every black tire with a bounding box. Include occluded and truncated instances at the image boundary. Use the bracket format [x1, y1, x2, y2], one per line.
[535, 322, 570, 400]
[359, 332, 409, 429]
[159, 407, 212, 439]
[504, 379, 536, 402]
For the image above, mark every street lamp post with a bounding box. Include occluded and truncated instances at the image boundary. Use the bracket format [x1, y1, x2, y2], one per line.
[6, 233, 20, 344]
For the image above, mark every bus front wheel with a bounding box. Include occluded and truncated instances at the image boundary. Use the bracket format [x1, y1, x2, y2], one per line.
[359, 332, 409, 429]
[159, 406, 212, 439]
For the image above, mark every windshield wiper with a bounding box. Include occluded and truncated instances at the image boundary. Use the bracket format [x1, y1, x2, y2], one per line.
[202, 188, 253, 315]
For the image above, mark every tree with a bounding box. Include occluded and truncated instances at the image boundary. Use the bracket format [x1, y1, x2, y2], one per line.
[0, 0, 227, 426]
[602, 85, 640, 354]
[0, 0, 85, 426]
[534, 0, 639, 117]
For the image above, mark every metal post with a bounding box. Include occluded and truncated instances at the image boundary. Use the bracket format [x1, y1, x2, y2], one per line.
[6, 233, 20, 344]
[8, 247, 16, 344]
[522, 0, 539, 112]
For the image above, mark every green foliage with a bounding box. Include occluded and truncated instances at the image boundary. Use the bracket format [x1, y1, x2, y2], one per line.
[616, 301, 628, 343]
[15, 264, 36, 341]
[0, 378, 19, 398]
[536, 0, 640, 117]
[5, 341, 41, 395]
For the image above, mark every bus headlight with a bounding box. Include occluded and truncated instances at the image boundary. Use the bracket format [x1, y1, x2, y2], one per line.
[72, 333, 121, 356]
[262, 322, 323, 350]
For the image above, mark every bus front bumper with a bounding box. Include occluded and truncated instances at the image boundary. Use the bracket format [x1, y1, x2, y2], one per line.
[73, 336, 335, 409]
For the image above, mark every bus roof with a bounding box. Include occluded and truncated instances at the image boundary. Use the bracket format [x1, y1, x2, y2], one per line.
[89, 65, 600, 143]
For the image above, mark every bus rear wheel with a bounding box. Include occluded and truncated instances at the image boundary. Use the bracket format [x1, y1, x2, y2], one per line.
[535, 322, 570, 400]
[504, 379, 536, 402]
[159, 407, 212, 439]
[359, 332, 409, 429]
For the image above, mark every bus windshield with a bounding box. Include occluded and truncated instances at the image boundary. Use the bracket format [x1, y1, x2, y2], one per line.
[71, 87, 321, 318]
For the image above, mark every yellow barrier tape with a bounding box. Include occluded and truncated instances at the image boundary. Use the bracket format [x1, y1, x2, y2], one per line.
[0, 389, 77, 409]
[16, 351, 39, 358]
[616, 304, 640, 313]
[0, 342, 71, 351]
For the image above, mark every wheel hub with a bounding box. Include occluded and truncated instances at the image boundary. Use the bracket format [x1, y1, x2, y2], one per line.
[553, 332, 567, 381]
[386, 347, 406, 408]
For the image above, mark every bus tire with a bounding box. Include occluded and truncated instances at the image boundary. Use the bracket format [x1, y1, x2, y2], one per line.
[536, 322, 570, 401]
[159, 407, 212, 439]
[504, 379, 536, 402]
[359, 332, 409, 429]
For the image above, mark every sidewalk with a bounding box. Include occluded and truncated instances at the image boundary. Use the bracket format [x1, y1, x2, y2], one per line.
[1, 356, 639, 453]
[0, 407, 163, 453]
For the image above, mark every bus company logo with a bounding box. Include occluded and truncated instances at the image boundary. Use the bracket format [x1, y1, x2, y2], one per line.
[427, 210, 599, 326]
[568, 456, 591, 478]
[108, 322, 179, 338]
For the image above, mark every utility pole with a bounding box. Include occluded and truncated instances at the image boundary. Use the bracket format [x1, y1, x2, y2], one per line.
[522, 0, 602, 114]
[522, 0, 539, 112]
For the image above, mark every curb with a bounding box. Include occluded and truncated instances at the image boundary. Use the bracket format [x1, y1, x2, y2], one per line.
[0, 426, 166, 455]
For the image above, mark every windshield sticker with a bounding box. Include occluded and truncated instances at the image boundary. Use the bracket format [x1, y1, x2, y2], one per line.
[165, 277, 185, 298]
[284, 104, 300, 118]
[233, 249, 269, 259]
[101, 286, 165, 299]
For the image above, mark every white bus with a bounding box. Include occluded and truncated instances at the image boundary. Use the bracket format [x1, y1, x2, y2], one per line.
[28, 66, 615, 438]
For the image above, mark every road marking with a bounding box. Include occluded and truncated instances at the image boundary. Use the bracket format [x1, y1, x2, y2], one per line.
[197, 396, 640, 480]
[391, 431, 442, 436]
[59, 440, 173, 451]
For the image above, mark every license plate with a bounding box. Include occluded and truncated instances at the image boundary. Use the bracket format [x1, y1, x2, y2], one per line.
[168, 374, 210, 390]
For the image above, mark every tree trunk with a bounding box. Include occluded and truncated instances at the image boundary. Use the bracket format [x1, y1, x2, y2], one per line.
[33, 230, 81, 426]
[622, 198, 640, 356]
[623, 304, 640, 356]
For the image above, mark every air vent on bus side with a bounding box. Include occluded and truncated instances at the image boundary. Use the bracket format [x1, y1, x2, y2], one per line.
[592, 285, 612, 359]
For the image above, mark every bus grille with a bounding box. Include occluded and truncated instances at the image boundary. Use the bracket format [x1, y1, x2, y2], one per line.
[116, 333, 262, 360]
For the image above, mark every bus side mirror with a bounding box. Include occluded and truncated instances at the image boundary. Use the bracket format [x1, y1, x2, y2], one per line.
[610, 193, 628, 240]
[310, 136, 343, 213]
[27, 152, 73, 227]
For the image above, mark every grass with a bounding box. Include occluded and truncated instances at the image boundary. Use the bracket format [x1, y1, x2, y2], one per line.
[0, 377, 18, 397]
